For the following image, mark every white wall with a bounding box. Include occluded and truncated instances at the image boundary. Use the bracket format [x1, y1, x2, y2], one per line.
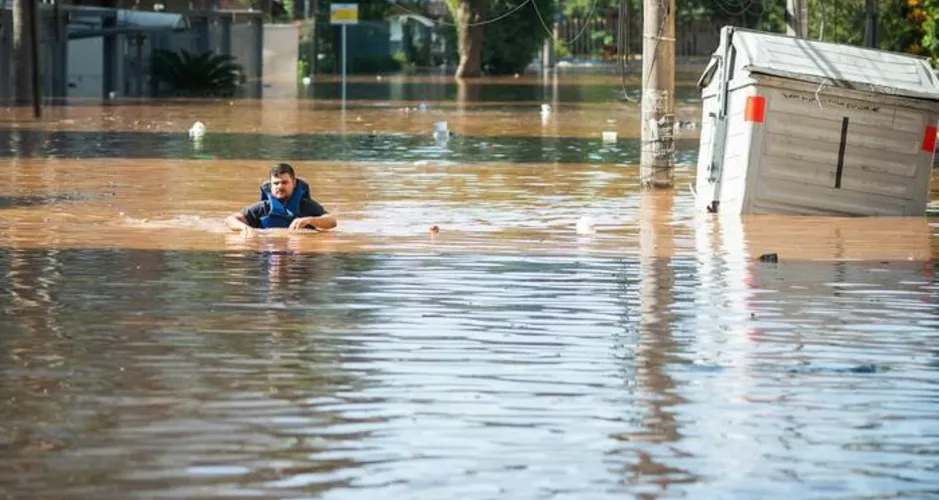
[262, 24, 299, 99]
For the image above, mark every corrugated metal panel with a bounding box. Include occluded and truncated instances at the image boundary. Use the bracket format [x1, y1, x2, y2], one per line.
[750, 178, 912, 215]
[746, 86, 931, 216]
[729, 27, 939, 102]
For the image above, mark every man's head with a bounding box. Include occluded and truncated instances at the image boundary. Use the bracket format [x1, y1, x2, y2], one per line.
[269, 163, 296, 201]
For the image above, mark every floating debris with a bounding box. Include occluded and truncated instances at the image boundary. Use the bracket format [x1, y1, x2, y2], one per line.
[188, 121, 206, 139]
[575, 216, 596, 235]
[758, 253, 779, 263]
[433, 121, 449, 142]
[0, 192, 115, 209]
[674, 119, 698, 132]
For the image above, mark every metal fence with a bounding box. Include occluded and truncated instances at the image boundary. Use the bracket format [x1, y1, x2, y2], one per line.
[557, 9, 722, 59]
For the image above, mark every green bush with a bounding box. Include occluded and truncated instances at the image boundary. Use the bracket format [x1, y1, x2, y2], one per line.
[351, 54, 403, 73]
[441, 0, 555, 75]
[482, 0, 555, 74]
[150, 49, 245, 97]
[392, 49, 409, 67]
[408, 38, 432, 67]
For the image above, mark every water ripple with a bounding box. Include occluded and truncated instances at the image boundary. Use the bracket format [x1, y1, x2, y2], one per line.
[1, 249, 938, 498]
[0, 129, 700, 165]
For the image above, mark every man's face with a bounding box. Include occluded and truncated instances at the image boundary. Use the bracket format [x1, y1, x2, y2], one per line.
[270, 173, 295, 201]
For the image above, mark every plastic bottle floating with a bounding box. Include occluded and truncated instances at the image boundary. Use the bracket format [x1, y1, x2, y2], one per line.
[575, 216, 597, 235]
[189, 121, 206, 139]
[601, 131, 617, 143]
[433, 121, 449, 142]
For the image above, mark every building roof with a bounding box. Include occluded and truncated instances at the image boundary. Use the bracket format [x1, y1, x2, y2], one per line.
[700, 27, 939, 102]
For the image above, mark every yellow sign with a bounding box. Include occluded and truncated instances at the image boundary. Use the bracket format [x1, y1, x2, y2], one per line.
[330, 3, 358, 24]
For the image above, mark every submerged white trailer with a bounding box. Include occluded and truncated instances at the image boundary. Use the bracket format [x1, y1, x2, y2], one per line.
[695, 27, 939, 216]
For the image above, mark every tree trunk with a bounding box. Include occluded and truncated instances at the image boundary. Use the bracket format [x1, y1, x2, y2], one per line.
[454, 0, 487, 79]
[12, 0, 32, 104]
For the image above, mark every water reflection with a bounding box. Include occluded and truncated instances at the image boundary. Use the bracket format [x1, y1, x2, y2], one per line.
[607, 190, 697, 494]
[1, 240, 938, 498]
[0, 128, 703, 165]
[0, 248, 393, 497]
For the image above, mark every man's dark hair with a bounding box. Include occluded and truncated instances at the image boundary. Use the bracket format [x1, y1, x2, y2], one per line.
[270, 163, 295, 178]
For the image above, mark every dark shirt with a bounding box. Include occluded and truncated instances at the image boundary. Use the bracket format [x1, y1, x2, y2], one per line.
[241, 198, 327, 228]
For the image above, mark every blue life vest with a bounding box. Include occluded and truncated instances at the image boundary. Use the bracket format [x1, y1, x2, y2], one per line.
[258, 178, 312, 229]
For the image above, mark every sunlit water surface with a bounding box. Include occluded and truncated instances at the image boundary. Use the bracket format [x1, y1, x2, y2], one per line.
[1, 73, 938, 499]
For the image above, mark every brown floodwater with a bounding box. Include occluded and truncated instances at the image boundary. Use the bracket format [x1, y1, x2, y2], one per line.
[1, 72, 938, 499]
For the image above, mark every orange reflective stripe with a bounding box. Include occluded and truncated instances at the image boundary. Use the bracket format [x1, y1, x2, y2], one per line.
[922, 124, 937, 153]
[744, 95, 766, 123]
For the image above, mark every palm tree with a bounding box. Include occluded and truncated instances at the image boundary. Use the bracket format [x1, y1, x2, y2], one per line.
[150, 49, 247, 97]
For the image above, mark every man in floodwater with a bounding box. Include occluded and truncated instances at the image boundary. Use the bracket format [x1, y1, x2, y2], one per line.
[225, 163, 337, 235]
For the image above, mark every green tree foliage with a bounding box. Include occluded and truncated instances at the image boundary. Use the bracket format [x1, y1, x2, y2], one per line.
[442, 0, 556, 75]
[756, 0, 939, 66]
[558, 0, 765, 29]
[150, 49, 246, 97]
[311, 0, 414, 73]
[922, 0, 939, 65]
[482, 0, 556, 73]
[551, 0, 767, 57]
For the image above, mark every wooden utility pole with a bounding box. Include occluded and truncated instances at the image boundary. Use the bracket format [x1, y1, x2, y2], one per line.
[639, 0, 676, 188]
[786, 0, 808, 38]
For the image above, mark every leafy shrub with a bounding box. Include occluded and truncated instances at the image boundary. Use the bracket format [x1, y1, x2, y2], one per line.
[150, 49, 246, 97]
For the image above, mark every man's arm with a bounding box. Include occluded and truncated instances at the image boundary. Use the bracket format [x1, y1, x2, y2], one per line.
[225, 212, 254, 232]
[293, 214, 337, 231]
[289, 199, 338, 231]
[226, 202, 264, 233]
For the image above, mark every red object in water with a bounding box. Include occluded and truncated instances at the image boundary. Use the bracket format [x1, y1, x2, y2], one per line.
[922, 124, 937, 153]
[744, 95, 766, 123]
